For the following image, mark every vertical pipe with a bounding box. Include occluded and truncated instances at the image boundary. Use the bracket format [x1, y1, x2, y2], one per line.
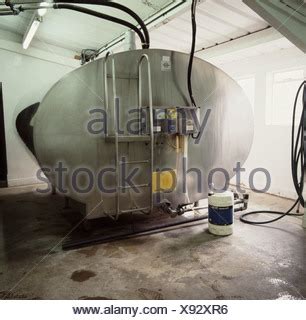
[124, 30, 136, 51]
[183, 135, 190, 204]
[147, 59, 154, 213]
[111, 59, 120, 220]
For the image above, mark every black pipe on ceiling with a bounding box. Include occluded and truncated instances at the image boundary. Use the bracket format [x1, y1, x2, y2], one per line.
[53, 0, 150, 48]
[52, 3, 147, 48]
[1, 1, 150, 48]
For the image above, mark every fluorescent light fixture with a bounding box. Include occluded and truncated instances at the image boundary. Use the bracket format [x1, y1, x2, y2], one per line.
[22, 17, 41, 50]
[22, 1, 49, 50]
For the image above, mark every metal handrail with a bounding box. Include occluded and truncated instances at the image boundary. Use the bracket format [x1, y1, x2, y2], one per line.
[103, 52, 116, 129]
[104, 53, 120, 219]
[138, 54, 154, 213]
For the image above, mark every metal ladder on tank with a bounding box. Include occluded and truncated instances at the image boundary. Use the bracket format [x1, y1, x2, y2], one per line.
[103, 53, 154, 220]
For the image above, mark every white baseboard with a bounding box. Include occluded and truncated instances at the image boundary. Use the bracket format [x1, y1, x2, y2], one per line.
[229, 182, 297, 200]
[8, 177, 42, 187]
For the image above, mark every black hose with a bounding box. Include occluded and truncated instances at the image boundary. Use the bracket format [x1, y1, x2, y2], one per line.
[52, 3, 146, 47]
[240, 82, 305, 225]
[53, 0, 150, 48]
[187, 0, 197, 108]
[240, 199, 302, 225]
[188, 0, 202, 141]
[291, 81, 305, 206]
[1, 0, 19, 14]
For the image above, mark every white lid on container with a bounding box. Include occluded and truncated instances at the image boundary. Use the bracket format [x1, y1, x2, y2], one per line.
[208, 191, 234, 207]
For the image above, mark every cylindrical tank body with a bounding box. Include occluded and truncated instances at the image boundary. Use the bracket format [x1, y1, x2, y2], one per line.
[19, 49, 253, 219]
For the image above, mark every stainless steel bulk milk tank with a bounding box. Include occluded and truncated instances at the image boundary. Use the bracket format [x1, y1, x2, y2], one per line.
[16, 49, 254, 221]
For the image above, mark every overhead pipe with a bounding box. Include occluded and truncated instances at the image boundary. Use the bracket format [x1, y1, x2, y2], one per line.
[0, 11, 14, 15]
[53, 0, 150, 48]
[1, 1, 149, 49]
[52, 3, 147, 48]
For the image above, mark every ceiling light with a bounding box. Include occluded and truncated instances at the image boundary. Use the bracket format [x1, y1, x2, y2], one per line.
[22, 17, 41, 50]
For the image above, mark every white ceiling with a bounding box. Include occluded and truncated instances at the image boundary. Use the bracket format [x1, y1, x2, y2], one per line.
[0, 0, 175, 52]
[207, 37, 295, 66]
[0, 0, 296, 60]
[149, 0, 270, 52]
[148, 0, 297, 65]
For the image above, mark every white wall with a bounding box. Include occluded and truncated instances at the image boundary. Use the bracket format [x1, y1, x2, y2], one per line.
[211, 47, 306, 199]
[0, 40, 77, 187]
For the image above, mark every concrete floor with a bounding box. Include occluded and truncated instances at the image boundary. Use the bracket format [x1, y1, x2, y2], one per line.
[0, 185, 305, 300]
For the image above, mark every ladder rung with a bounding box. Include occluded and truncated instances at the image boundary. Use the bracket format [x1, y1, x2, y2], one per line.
[105, 135, 151, 143]
[120, 160, 149, 165]
[119, 183, 149, 190]
[120, 207, 150, 214]
[107, 74, 138, 80]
